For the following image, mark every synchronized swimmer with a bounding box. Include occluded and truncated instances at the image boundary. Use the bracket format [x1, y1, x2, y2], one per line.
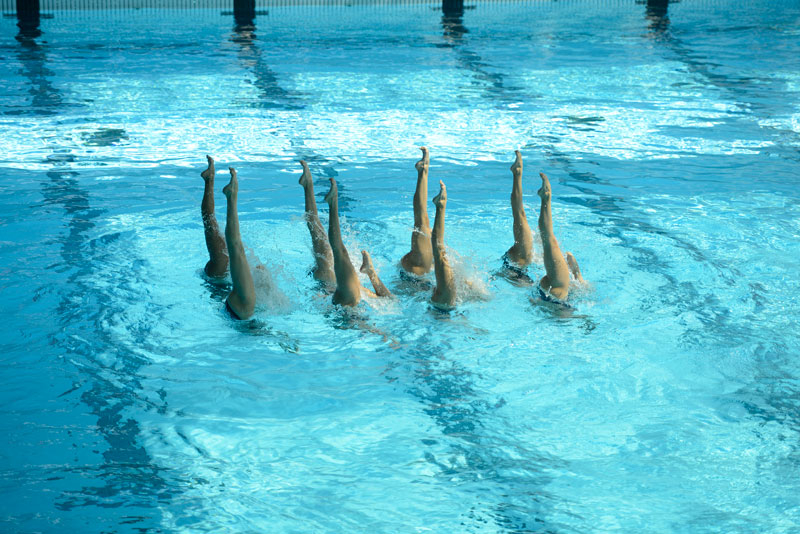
[199, 149, 586, 320]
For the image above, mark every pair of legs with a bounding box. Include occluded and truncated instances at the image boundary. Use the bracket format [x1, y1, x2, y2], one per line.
[300, 168, 390, 307]
[503, 152, 584, 300]
[401, 147, 433, 276]
[201, 156, 255, 320]
[321, 170, 452, 309]
[400, 147, 456, 307]
[299, 161, 390, 300]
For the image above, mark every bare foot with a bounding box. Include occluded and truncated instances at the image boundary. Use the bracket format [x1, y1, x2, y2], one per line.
[298, 160, 312, 187]
[433, 180, 447, 209]
[223, 167, 238, 199]
[511, 150, 522, 175]
[566, 252, 585, 283]
[538, 172, 551, 201]
[323, 177, 337, 205]
[201, 155, 215, 182]
[360, 250, 374, 274]
[361, 249, 393, 298]
[415, 146, 429, 173]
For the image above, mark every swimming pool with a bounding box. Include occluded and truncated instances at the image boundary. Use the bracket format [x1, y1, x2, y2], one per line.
[1, 1, 800, 532]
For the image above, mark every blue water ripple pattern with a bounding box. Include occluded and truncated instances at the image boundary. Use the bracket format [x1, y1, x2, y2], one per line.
[1, 1, 799, 532]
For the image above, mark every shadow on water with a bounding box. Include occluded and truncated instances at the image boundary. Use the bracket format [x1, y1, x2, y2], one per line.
[40, 165, 177, 526]
[723, 341, 800, 429]
[321, 302, 399, 346]
[438, 0, 530, 107]
[387, 335, 562, 532]
[523, 0, 797, 324]
[640, 0, 800, 450]
[641, 0, 800, 159]
[13, 19, 178, 527]
[516, 1, 800, 455]
[311, 258, 560, 527]
[229, 14, 359, 213]
[5, 13, 63, 116]
[633, 1, 796, 339]
[228, 314, 301, 352]
[230, 14, 305, 110]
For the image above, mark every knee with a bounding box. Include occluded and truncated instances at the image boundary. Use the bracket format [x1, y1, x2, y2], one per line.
[539, 275, 550, 290]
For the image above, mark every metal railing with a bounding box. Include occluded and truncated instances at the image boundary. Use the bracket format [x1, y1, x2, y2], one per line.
[2, 0, 684, 13]
[3, 0, 450, 10]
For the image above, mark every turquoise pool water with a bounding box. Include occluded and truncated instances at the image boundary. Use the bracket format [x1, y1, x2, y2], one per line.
[2, 1, 800, 532]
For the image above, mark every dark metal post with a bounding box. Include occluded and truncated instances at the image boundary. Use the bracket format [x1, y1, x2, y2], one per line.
[233, 0, 255, 28]
[441, 0, 466, 42]
[16, 0, 41, 38]
[442, 0, 464, 16]
[645, 0, 669, 35]
[646, 0, 669, 19]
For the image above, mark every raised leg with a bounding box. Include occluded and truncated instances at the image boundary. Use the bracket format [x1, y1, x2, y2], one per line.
[223, 167, 256, 319]
[200, 155, 229, 277]
[505, 150, 534, 266]
[324, 178, 361, 307]
[566, 252, 585, 284]
[537, 172, 571, 301]
[431, 180, 456, 309]
[360, 250, 393, 297]
[401, 146, 433, 275]
[298, 160, 335, 287]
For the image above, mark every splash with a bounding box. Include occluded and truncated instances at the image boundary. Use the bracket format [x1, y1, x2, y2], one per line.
[246, 247, 293, 314]
[447, 248, 492, 303]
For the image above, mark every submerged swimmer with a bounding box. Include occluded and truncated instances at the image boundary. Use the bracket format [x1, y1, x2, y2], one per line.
[431, 180, 457, 309]
[222, 166, 256, 320]
[298, 160, 335, 288]
[401, 147, 433, 276]
[200, 155, 229, 278]
[323, 177, 392, 307]
[536, 171, 584, 305]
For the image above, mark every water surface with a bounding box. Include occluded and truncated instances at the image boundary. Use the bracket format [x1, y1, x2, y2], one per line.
[1, 1, 800, 532]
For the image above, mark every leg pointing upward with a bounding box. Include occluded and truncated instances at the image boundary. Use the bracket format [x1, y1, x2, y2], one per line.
[537, 172, 570, 301]
[200, 155, 229, 278]
[324, 178, 361, 307]
[223, 167, 256, 319]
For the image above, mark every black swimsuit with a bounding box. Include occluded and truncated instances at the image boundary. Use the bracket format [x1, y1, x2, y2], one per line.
[502, 252, 527, 276]
[538, 286, 572, 309]
[225, 299, 242, 320]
